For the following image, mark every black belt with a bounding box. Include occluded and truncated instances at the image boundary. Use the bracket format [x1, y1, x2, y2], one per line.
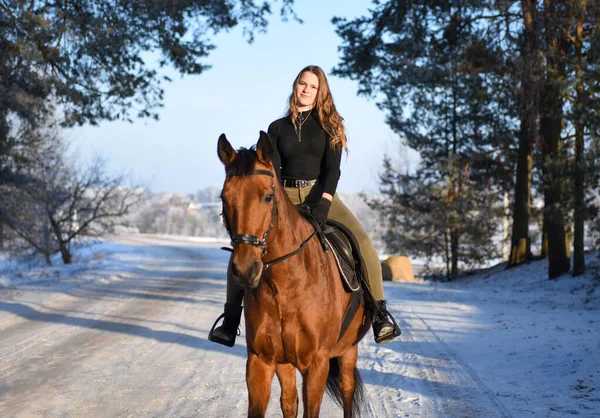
[282, 178, 317, 188]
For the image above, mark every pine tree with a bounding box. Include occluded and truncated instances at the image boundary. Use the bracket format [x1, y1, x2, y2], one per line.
[539, 0, 570, 278]
[333, 1, 516, 277]
[334, 0, 600, 279]
[563, 0, 600, 275]
[509, 0, 541, 267]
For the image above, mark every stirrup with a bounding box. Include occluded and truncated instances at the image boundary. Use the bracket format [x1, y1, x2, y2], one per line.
[374, 321, 401, 344]
[373, 306, 401, 344]
[208, 313, 240, 347]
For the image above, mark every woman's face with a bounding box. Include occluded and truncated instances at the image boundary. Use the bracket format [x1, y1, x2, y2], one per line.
[295, 71, 319, 110]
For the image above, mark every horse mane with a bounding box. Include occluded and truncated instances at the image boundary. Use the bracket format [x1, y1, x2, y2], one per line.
[225, 146, 260, 177]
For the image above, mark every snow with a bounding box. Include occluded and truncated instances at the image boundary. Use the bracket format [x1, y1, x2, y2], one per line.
[0, 234, 598, 417]
[0, 240, 137, 288]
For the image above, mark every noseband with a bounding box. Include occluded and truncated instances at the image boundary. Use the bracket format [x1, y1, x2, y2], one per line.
[222, 169, 276, 255]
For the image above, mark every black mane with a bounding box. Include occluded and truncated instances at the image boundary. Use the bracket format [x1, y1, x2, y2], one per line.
[226, 146, 258, 177]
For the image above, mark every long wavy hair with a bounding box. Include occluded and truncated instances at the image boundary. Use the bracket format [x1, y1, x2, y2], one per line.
[288, 65, 347, 151]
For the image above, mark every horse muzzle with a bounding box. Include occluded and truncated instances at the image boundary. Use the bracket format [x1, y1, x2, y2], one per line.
[231, 258, 263, 289]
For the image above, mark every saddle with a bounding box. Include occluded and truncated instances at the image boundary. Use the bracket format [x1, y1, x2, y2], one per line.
[296, 205, 365, 288]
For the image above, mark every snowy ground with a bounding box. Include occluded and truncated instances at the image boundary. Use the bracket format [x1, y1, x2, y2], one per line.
[0, 234, 599, 417]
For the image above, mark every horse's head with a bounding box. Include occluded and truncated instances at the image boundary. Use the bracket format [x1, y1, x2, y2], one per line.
[218, 131, 277, 289]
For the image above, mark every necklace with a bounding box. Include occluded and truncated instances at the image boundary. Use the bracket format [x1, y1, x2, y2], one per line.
[296, 109, 312, 142]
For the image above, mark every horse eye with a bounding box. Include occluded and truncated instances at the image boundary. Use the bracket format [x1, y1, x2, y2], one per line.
[264, 194, 274, 203]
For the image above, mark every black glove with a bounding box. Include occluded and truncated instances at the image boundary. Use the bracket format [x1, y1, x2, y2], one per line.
[309, 197, 332, 225]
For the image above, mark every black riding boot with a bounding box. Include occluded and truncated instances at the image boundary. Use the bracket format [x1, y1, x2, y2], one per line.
[208, 302, 243, 347]
[372, 300, 401, 344]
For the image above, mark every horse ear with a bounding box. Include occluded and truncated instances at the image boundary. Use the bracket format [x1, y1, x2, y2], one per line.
[218, 134, 236, 166]
[256, 131, 273, 163]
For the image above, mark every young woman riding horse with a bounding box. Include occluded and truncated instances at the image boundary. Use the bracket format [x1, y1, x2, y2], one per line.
[216, 132, 370, 417]
[210, 65, 400, 349]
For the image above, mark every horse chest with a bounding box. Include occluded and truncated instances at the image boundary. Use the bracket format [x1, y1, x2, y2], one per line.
[253, 313, 333, 364]
[247, 284, 339, 364]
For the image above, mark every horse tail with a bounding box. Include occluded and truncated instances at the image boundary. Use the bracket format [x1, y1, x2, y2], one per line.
[325, 358, 366, 417]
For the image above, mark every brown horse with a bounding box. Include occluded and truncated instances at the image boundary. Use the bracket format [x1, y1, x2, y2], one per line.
[217, 131, 371, 417]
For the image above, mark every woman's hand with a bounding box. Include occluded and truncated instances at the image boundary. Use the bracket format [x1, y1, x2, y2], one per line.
[309, 197, 332, 225]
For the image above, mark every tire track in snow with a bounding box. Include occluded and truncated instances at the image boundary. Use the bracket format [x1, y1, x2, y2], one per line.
[355, 302, 516, 418]
[0, 242, 213, 416]
[404, 308, 514, 418]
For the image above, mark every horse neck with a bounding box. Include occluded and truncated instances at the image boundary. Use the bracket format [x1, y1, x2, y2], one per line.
[266, 185, 314, 259]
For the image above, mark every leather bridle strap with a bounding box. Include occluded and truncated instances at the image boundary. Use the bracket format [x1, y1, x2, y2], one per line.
[262, 229, 317, 270]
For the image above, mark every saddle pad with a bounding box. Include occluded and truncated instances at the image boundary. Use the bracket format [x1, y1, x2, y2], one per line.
[324, 226, 361, 292]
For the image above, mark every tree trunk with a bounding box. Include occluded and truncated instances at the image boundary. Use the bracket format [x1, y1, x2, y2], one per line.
[50, 217, 73, 264]
[59, 240, 72, 264]
[541, 218, 548, 258]
[503, 191, 510, 261]
[540, 0, 570, 279]
[573, 114, 585, 276]
[509, 143, 533, 266]
[0, 114, 10, 187]
[444, 227, 450, 279]
[573, 8, 586, 276]
[565, 229, 573, 259]
[450, 225, 459, 279]
[509, 0, 540, 268]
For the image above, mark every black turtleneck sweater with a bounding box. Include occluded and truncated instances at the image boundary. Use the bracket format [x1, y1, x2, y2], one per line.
[267, 110, 342, 196]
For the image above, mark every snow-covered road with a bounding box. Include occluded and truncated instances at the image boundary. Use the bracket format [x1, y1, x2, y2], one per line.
[0, 236, 598, 417]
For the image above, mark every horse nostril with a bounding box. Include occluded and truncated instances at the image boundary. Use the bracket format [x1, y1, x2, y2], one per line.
[231, 262, 242, 279]
[249, 261, 262, 278]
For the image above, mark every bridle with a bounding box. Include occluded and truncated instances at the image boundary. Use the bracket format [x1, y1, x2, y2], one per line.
[222, 169, 276, 255]
[221, 169, 317, 269]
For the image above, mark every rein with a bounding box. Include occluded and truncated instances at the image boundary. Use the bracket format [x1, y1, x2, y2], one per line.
[263, 229, 317, 270]
[221, 169, 316, 269]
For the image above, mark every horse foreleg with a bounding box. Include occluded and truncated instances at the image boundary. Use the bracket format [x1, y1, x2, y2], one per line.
[301, 353, 330, 418]
[276, 363, 298, 418]
[338, 347, 359, 418]
[247, 353, 276, 418]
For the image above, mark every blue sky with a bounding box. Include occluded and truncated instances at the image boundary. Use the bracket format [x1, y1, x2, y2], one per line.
[69, 1, 416, 195]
